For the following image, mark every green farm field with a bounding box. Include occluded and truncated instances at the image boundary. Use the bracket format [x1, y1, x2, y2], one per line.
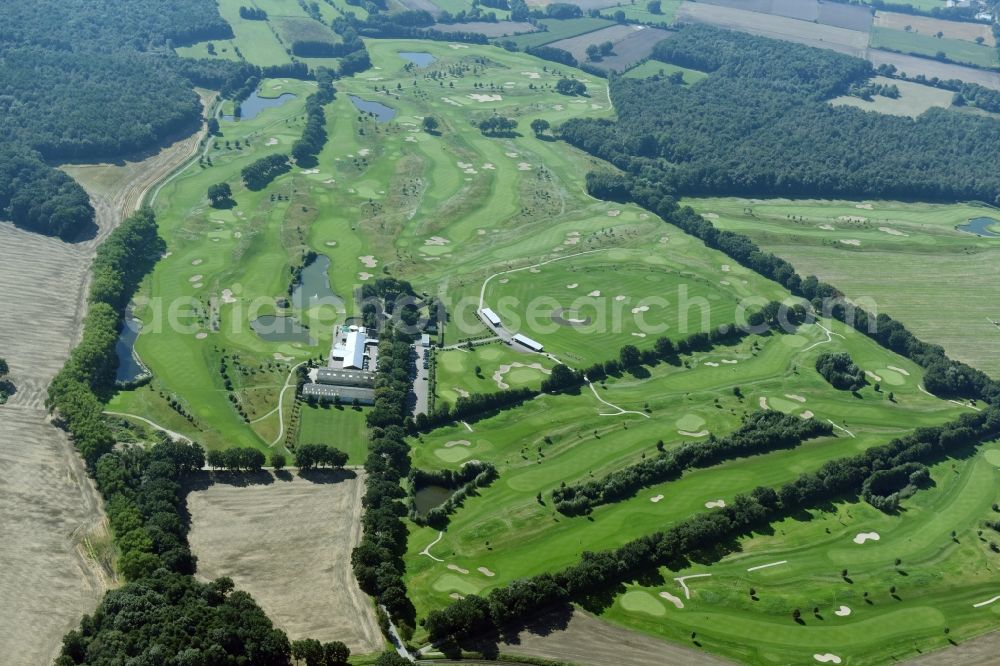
[509, 17, 615, 48]
[624, 59, 708, 83]
[870, 26, 999, 68]
[685, 197, 1000, 377]
[433, 343, 554, 408]
[828, 76, 954, 118]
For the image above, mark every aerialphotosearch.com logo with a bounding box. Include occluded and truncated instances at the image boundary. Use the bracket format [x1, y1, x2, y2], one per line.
[122, 281, 882, 343]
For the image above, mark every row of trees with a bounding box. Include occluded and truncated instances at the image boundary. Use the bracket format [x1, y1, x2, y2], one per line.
[415, 386, 536, 431]
[292, 68, 337, 166]
[206, 447, 266, 472]
[47, 208, 165, 466]
[352, 328, 418, 629]
[424, 405, 1000, 645]
[478, 116, 518, 136]
[295, 444, 349, 470]
[552, 411, 833, 515]
[408, 461, 499, 529]
[561, 24, 1000, 205]
[815, 352, 867, 392]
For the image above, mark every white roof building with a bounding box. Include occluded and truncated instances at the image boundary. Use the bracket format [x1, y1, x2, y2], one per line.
[512, 333, 543, 352]
[481, 307, 502, 327]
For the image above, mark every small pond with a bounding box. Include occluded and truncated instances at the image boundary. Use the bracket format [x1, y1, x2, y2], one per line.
[399, 51, 436, 67]
[349, 95, 396, 123]
[251, 315, 313, 343]
[956, 216, 1000, 238]
[412, 485, 455, 515]
[291, 254, 340, 310]
[115, 317, 146, 383]
[223, 90, 297, 121]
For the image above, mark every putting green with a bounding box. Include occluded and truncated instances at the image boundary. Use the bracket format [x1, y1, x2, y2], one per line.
[984, 448, 1000, 467]
[676, 414, 706, 431]
[431, 573, 482, 596]
[876, 368, 906, 386]
[766, 397, 799, 413]
[619, 590, 667, 617]
[434, 446, 473, 463]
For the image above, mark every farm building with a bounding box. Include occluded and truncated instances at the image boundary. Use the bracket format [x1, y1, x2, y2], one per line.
[315, 368, 376, 388]
[480, 307, 502, 327]
[301, 383, 375, 405]
[512, 333, 544, 352]
[329, 325, 378, 371]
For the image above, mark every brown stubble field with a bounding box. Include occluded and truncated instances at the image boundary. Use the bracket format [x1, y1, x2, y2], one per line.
[0, 92, 212, 664]
[185, 471, 383, 654]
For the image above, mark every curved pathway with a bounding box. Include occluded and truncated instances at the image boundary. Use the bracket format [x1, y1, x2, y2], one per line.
[588, 381, 650, 418]
[103, 411, 192, 443]
[419, 531, 445, 562]
[269, 362, 307, 447]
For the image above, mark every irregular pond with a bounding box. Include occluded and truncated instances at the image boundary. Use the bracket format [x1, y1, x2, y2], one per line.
[956, 216, 1000, 238]
[412, 485, 455, 515]
[399, 51, 436, 67]
[223, 90, 297, 122]
[291, 254, 340, 310]
[251, 315, 313, 343]
[349, 95, 396, 123]
[115, 316, 147, 383]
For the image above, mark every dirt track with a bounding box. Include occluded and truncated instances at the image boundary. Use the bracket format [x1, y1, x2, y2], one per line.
[500, 609, 734, 666]
[186, 471, 382, 654]
[0, 94, 211, 664]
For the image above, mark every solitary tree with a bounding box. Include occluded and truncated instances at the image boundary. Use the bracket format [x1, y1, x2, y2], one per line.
[599, 41, 614, 56]
[207, 182, 233, 208]
[647, 0, 662, 13]
[270, 452, 286, 471]
[422, 115, 439, 133]
[586, 44, 601, 61]
[530, 118, 550, 136]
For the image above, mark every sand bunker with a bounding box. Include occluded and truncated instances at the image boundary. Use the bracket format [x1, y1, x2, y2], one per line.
[615, 295, 627, 301]
[499, 277, 509, 284]
[468, 94, 502, 102]
[273, 353, 293, 362]
[800, 410, 814, 419]
[448, 43, 469, 49]
[301, 168, 320, 175]
[814, 655, 842, 664]
[759, 397, 770, 410]
[631, 332, 647, 338]
[650, 494, 664, 503]
[721, 359, 738, 365]
[888, 365, 910, 376]
[659, 591, 684, 609]
[477, 567, 495, 577]
[449, 593, 464, 600]
[856, 203, 874, 210]
[221, 289, 236, 304]
[493, 362, 550, 389]
[853, 531, 880, 545]
[552, 309, 591, 327]
[521, 71, 541, 79]
[405, 136, 417, 142]
[703, 212, 719, 219]
[195, 332, 208, 340]
[358, 272, 373, 281]
[444, 440, 471, 448]
[192, 258, 203, 266]
[838, 215, 868, 223]
[607, 209, 621, 217]
[505, 152, 519, 158]
[447, 564, 470, 574]
[358, 148, 370, 157]
[441, 97, 463, 107]
[679, 430, 709, 437]
[563, 231, 581, 245]
[819, 224, 835, 230]
[704, 361, 720, 367]
[192, 282, 203, 289]
[879, 226, 908, 236]
[705, 499, 726, 509]
[425, 236, 450, 246]
[265, 137, 278, 146]
[189, 274, 203, 283]
[325, 240, 338, 247]
[720, 280, 730, 286]
[721, 264, 731, 272]
[834, 605, 852, 617]
[566, 283, 578, 289]
[631, 305, 650, 314]
[839, 239, 861, 246]
[785, 394, 806, 402]
[359, 255, 377, 268]
[588, 290, 601, 297]
[553, 104, 564, 111]
[866, 370, 882, 382]
[517, 162, 532, 171]
[482, 163, 495, 170]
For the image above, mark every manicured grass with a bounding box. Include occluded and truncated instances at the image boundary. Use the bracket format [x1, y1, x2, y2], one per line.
[509, 17, 615, 48]
[624, 60, 708, 83]
[297, 402, 369, 463]
[829, 76, 954, 118]
[433, 342, 553, 407]
[602, 439, 1000, 665]
[871, 26, 999, 68]
[404, 316, 968, 630]
[684, 197, 1000, 377]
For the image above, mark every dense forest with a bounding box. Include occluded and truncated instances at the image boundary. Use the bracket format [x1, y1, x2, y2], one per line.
[0, 357, 11, 404]
[0, 0, 249, 239]
[560, 25, 1000, 203]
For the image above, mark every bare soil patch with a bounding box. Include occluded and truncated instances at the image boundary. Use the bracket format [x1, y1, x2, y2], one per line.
[186, 471, 381, 653]
[875, 11, 995, 46]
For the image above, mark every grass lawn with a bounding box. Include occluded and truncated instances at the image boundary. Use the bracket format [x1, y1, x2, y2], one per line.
[684, 197, 1000, 378]
[433, 342, 554, 408]
[828, 75, 954, 117]
[297, 402, 369, 464]
[624, 59, 708, 82]
[871, 26, 999, 68]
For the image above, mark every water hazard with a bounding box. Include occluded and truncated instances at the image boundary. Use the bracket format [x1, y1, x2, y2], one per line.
[223, 90, 297, 122]
[349, 95, 396, 122]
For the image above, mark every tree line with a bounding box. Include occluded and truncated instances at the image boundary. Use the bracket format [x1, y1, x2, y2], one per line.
[815, 352, 867, 392]
[292, 68, 337, 166]
[422, 404, 1000, 645]
[408, 461, 499, 529]
[560, 24, 1000, 205]
[0, 357, 12, 404]
[352, 328, 418, 631]
[552, 411, 832, 515]
[206, 446, 266, 472]
[295, 443, 349, 470]
[242, 153, 292, 191]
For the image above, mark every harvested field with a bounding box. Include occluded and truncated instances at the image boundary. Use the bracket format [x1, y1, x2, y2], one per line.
[817, 1, 874, 32]
[499, 608, 734, 665]
[509, 17, 614, 49]
[434, 21, 536, 37]
[694, 0, 873, 31]
[875, 11, 995, 46]
[526, 0, 619, 9]
[870, 26, 999, 68]
[0, 94, 211, 663]
[548, 24, 672, 72]
[868, 50, 1000, 90]
[186, 472, 382, 653]
[676, 1, 871, 57]
[399, 0, 441, 16]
